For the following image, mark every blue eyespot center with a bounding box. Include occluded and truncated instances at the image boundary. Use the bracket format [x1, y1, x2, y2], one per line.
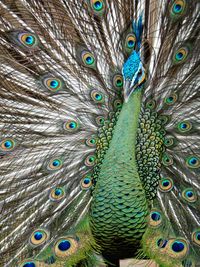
[84, 178, 91, 185]
[151, 212, 161, 221]
[172, 241, 185, 252]
[189, 158, 197, 165]
[162, 180, 170, 187]
[55, 188, 62, 196]
[196, 233, 200, 241]
[86, 56, 94, 65]
[53, 160, 60, 167]
[58, 240, 71, 251]
[50, 80, 59, 88]
[186, 191, 193, 198]
[34, 231, 43, 240]
[176, 52, 183, 60]
[181, 123, 187, 129]
[23, 263, 36, 267]
[69, 122, 76, 129]
[174, 4, 182, 13]
[95, 93, 102, 101]
[93, 1, 103, 11]
[4, 140, 12, 148]
[128, 40, 135, 48]
[25, 35, 35, 45]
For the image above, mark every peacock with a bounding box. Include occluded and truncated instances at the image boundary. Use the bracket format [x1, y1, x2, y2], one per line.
[0, 0, 200, 266]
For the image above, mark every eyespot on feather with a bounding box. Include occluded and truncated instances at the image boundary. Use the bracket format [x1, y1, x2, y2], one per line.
[20, 261, 37, 267]
[42, 76, 63, 92]
[162, 153, 173, 166]
[159, 177, 174, 192]
[0, 138, 16, 152]
[81, 174, 93, 190]
[177, 121, 192, 133]
[164, 93, 178, 105]
[169, 0, 187, 19]
[182, 188, 197, 203]
[146, 99, 156, 110]
[50, 187, 65, 201]
[30, 229, 49, 246]
[113, 74, 123, 89]
[173, 46, 190, 64]
[90, 90, 105, 104]
[96, 116, 105, 126]
[85, 136, 97, 147]
[81, 51, 96, 68]
[17, 32, 39, 48]
[192, 229, 200, 246]
[164, 136, 176, 147]
[84, 154, 96, 167]
[125, 33, 136, 53]
[114, 99, 123, 110]
[168, 238, 189, 259]
[47, 158, 63, 171]
[63, 120, 79, 132]
[54, 237, 78, 258]
[186, 156, 200, 169]
[90, 0, 106, 15]
[149, 210, 162, 227]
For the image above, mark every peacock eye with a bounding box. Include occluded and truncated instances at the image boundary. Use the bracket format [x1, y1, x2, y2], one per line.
[64, 120, 79, 132]
[169, 239, 188, 258]
[113, 74, 123, 89]
[170, 0, 186, 17]
[91, 0, 104, 11]
[159, 177, 174, 192]
[50, 187, 65, 201]
[81, 174, 93, 189]
[81, 51, 96, 68]
[164, 136, 174, 147]
[149, 211, 162, 227]
[96, 116, 105, 126]
[43, 77, 63, 92]
[192, 229, 200, 246]
[164, 93, 178, 105]
[21, 261, 36, 267]
[18, 32, 38, 48]
[182, 188, 197, 203]
[146, 99, 156, 110]
[186, 156, 200, 169]
[173, 46, 189, 64]
[90, 90, 105, 104]
[114, 99, 122, 110]
[85, 155, 96, 166]
[85, 136, 97, 147]
[177, 121, 192, 133]
[0, 138, 15, 152]
[54, 237, 78, 258]
[30, 229, 49, 246]
[162, 153, 173, 166]
[48, 158, 63, 171]
[125, 33, 136, 52]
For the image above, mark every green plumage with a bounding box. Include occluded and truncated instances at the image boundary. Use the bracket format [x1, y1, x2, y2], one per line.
[0, 1, 200, 267]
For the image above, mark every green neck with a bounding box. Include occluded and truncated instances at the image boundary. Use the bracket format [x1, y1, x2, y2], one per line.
[106, 89, 142, 161]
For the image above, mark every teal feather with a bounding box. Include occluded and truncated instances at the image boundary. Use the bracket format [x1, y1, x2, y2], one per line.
[0, 1, 199, 267]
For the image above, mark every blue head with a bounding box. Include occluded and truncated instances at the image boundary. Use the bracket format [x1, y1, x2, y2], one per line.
[122, 50, 146, 102]
[122, 15, 146, 102]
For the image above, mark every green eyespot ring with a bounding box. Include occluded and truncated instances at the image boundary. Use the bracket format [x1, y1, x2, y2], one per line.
[186, 156, 200, 169]
[164, 93, 178, 105]
[182, 188, 197, 203]
[96, 116, 105, 126]
[81, 51, 96, 68]
[149, 210, 162, 227]
[30, 229, 49, 246]
[170, 0, 187, 18]
[159, 177, 174, 192]
[18, 32, 38, 48]
[164, 136, 176, 147]
[192, 229, 200, 246]
[146, 99, 156, 110]
[0, 138, 16, 152]
[81, 174, 93, 190]
[85, 136, 97, 147]
[125, 33, 136, 51]
[173, 46, 189, 64]
[91, 90, 105, 103]
[113, 74, 123, 89]
[177, 121, 192, 133]
[85, 154, 96, 167]
[50, 187, 65, 201]
[162, 153, 173, 166]
[54, 237, 78, 258]
[64, 120, 79, 132]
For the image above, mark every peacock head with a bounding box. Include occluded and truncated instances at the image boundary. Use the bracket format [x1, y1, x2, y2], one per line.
[122, 50, 146, 102]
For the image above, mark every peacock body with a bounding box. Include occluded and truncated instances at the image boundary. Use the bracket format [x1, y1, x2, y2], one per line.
[0, 0, 200, 267]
